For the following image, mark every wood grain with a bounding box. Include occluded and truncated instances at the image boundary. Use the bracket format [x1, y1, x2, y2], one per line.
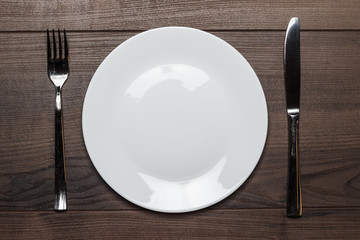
[0, 31, 359, 210]
[0, 208, 359, 239]
[0, 0, 360, 31]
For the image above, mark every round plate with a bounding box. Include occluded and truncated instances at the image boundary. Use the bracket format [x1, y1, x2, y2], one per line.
[82, 27, 268, 213]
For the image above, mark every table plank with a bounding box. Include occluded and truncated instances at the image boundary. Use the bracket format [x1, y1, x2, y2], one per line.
[0, 0, 360, 31]
[0, 31, 359, 210]
[0, 208, 359, 239]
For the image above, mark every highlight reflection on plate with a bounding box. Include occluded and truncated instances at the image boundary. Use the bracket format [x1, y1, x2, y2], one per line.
[82, 27, 268, 213]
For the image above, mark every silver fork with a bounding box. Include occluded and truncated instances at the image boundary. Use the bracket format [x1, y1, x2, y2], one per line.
[47, 29, 69, 211]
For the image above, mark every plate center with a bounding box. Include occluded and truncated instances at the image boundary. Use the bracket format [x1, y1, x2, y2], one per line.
[117, 64, 233, 181]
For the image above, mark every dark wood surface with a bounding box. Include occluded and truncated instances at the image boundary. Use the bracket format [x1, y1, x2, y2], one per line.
[1, 209, 359, 239]
[0, 1, 359, 239]
[1, 0, 360, 30]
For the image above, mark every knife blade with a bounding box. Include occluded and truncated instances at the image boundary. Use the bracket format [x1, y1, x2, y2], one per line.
[284, 17, 302, 218]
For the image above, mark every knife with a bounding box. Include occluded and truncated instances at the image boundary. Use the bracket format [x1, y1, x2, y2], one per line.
[284, 17, 302, 218]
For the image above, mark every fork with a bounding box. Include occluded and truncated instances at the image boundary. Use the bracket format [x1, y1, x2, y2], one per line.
[47, 29, 69, 211]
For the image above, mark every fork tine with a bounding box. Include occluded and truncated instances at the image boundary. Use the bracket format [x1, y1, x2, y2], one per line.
[52, 29, 56, 59]
[64, 30, 68, 59]
[58, 30, 62, 59]
[47, 29, 51, 60]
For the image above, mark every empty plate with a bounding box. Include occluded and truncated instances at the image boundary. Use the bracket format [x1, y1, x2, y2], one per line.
[82, 27, 268, 213]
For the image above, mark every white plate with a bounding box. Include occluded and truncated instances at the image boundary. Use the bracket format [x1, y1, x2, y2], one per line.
[82, 27, 268, 213]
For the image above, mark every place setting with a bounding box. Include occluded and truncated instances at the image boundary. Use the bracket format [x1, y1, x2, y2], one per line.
[48, 18, 301, 216]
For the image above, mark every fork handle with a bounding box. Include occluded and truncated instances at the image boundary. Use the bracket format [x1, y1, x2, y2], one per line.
[54, 87, 67, 211]
[287, 113, 302, 217]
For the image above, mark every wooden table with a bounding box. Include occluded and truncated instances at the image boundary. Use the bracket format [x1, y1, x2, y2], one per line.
[1, 1, 359, 239]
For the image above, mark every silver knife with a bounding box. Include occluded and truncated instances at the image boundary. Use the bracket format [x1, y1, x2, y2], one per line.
[284, 17, 302, 218]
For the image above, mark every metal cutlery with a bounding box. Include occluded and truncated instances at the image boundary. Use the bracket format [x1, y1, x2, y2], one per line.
[47, 29, 69, 211]
[284, 18, 302, 217]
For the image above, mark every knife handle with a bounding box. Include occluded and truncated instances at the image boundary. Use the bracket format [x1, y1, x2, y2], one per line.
[287, 113, 302, 217]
